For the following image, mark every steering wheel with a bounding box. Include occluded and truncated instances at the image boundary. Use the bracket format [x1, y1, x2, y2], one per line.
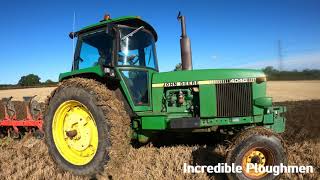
[118, 52, 139, 65]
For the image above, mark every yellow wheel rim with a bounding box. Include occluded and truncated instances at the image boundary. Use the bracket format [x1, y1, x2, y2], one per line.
[242, 148, 272, 179]
[52, 100, 98, 165]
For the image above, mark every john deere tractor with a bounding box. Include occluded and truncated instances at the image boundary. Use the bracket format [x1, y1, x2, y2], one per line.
[44, 13, 287, 179]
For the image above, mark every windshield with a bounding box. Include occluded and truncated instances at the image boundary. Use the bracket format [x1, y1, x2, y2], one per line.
[118, 26, 158, 70]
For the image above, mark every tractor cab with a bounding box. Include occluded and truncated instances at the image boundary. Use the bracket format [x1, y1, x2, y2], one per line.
[66, 16, 159, 111]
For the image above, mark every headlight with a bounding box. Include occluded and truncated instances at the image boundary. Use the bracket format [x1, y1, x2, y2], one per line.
[256, 76, 267, 84]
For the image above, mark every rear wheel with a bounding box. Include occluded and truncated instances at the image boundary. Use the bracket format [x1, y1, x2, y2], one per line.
[226, 127, 287, 180]
[44, 78, 131, 176]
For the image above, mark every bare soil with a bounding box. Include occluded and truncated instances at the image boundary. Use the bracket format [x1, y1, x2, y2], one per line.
[0, 87, 55, 102]
[0, 81, 319, 179]
[267, 80, 320, 102]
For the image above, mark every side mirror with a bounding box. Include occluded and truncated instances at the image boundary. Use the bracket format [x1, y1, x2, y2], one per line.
[69, 32, 77, 39]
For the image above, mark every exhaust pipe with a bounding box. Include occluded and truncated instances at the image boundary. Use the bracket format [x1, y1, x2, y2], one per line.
[177, 12, 193, 70]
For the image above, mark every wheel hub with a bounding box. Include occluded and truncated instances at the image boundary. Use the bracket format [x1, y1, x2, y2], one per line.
[65, 130, 77, 139]
[245, 150, 266, 166]
[242, 149, 270, 179]
[52, 100, 98, 165]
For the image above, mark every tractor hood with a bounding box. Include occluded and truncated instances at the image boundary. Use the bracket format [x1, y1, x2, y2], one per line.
[152, 69, 265, 85]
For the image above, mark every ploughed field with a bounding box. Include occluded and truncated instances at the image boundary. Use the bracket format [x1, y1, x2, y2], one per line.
[0, 81, 319, 179]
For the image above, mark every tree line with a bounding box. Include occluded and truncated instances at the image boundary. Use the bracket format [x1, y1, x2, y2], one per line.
[174, 64, 320, 80]
[1, 67, 320, 89]
[262, 66, 320, 80]
[0, 74, 57, 89]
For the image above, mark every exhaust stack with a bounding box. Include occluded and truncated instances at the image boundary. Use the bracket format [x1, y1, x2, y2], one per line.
[177, 12, 193, 70]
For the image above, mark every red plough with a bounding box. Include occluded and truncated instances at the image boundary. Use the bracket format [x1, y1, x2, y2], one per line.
[0, 96, 44, 138]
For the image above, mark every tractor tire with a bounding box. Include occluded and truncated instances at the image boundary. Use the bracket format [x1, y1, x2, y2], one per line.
[44, 78, 131, 177]
[226, 127, 287, 180]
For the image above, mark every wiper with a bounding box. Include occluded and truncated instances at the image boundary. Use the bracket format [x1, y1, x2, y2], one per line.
[121, 26, 144, 40]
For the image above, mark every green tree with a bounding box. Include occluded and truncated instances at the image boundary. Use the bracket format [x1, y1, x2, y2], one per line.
[44, 79, 56, 85]
[174, 63, 182, 71]
[18, 74, 41, 86]
[262, 66, 278, 75]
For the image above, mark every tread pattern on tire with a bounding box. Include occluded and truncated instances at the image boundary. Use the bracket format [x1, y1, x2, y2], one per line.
[44, 77, 131, 176]
[229, 127, 287, 151]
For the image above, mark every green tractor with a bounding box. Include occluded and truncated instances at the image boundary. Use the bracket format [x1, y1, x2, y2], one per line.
[44, 13, 287, 179]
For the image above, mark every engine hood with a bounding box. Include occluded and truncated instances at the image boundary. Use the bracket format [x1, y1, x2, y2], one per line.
[152, 69, 265, 84]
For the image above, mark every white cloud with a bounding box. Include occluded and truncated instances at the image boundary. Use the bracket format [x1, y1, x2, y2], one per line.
[233, 51, 320, 70]
[211, 55, 218, 60]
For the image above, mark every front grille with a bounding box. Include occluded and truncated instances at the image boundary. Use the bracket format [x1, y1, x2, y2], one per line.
[216, 83, 253, 117]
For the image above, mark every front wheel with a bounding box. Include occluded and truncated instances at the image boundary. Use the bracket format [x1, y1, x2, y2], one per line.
[226, 127, 287, 180]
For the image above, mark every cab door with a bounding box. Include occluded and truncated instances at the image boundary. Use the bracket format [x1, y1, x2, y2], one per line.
[116, 67, 155, 112]
[114, 25, 159, 112]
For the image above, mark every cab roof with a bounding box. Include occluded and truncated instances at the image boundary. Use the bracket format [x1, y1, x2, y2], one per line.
[77, 16, 158, 41]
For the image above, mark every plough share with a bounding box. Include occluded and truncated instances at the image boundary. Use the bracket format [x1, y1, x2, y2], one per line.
[0, 96, 43, 138]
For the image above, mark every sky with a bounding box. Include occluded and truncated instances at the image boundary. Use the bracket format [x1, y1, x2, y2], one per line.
[0, 0, 319, 84]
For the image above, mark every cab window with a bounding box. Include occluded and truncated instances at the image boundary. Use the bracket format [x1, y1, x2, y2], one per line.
[121, 70, 149, 105]
[74, 30, 113, 70]
[118, 26, 158, 71]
